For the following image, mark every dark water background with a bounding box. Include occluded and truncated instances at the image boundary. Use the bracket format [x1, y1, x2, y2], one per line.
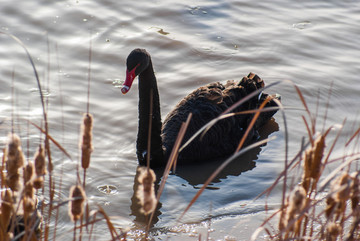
[0, 0, 359, 240]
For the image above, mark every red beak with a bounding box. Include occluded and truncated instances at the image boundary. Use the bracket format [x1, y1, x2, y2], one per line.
[121, 64, 139, 94]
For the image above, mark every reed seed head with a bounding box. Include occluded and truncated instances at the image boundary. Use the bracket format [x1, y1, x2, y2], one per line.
[6, 172, 21, 192]
[136, 167, 156, 215]
[32, 176, 44, 189]
[302, 134, 325, 192]
[5, 133, 25, 192]
[23, 195, 36, 214]
[326, 222, 341, 240]
[310, 135, 325, 178]
[6, 133, 25, 171]
[350, 172, 359, 212]
[24, 181, 34, 199]
[332, 172, 351, 202]
[80, 113, 93, 169]
[24, 161, 35, 184]
[69, 185, 86, 222]
[34, 144, 46, 176]
[1, 189, 13, 231]
[288, 185, 306, 213]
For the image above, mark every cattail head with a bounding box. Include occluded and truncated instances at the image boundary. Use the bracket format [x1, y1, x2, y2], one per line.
[34, 144, 46, 176]
[136, 167, 156, 215]
[80, 113, 93, 169]
[33, 176, 44, 190]
[302, 135, 325, 192]
[332, 172, 351, 202]
[284, 185, 307, 232]
[310, 135, 325, 178]
[5, 172, 20, 192]
[326, 222, 341, 240]
[288, 185, 306, 214]
[5, 133, 25, 192]
[6, 133, 25, 171]
[23, 195, 36, 214]
[24, 161, 35, 184]
[69, 185, 86, 222]
[350, 172, 359, 212]
[1, 189, 13, 231]
[325, 196, 336, 219]
[24, 181, 34, 199]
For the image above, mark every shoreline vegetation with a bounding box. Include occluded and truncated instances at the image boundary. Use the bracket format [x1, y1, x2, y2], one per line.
[1, 33, 359, 240]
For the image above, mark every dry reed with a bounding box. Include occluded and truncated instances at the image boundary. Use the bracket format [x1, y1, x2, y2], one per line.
[252, 84, 360, 241]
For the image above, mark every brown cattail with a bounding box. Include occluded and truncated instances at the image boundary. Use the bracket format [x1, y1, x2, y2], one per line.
[5, 173, 20, 192]
[136, 167, 156, 215]
[326, 222, 341, 241]
[68, 185, 86, 222]
[285, 185, 307, 233]
[325, 173, 351, 221]
[23, 195, 36, 214]
[309, 135, 325, 178]
[34, 145, 46, 176]
[24, 162, 34, 184]
[6, 133, 25, 171]
[302, 135, 325, 192]
[325, 196, 336, 219]
[1, 189, 13, 231]
[287, 185, 306, 217]
[32, 176, 44, 190]
[80, 113, 93, 169]
[5, 133, 25, 192]
[33, 145, 46, 190]
[333, 173, 351, 202]
[350, 172, 359, 212]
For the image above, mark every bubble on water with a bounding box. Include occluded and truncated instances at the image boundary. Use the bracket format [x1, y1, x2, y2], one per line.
[112, 79, 124, 88]
[97, 184, 118, 195]
[293, 21, 313, 30]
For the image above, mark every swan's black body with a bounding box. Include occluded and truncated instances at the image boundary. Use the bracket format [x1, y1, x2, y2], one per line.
[122, 48, 280, 167]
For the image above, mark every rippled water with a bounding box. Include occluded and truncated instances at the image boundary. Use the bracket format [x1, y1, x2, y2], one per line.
[1, 0, 359, 240]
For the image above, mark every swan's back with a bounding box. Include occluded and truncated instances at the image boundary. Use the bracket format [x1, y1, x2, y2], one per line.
[162, 73, 277, 163]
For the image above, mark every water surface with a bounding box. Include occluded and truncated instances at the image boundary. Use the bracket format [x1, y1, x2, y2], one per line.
[0, 0, 359, 240]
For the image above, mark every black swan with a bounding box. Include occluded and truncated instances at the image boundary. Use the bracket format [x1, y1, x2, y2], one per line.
[121, 48, 280, 167]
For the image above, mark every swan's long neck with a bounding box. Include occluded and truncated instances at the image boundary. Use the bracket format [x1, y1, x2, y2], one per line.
[137, 58, 164, 166]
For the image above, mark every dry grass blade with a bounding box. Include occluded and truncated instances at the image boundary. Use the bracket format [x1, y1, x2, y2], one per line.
[29, 120, 73, 161]
[178, 136, 276, 222]
[93, 205, 119, 240]
[147, 113, 192, 230]
[318, 154, 360, 192]
[345, 126, 360, 147]
[255, 139, 310, 200]
[293, 84, 315, 135]
[302, 116, 314, 146]
[0, 32, 46, 123]
[235, 96, 275, 153]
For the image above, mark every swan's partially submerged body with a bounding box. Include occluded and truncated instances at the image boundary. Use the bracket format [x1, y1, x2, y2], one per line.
[121, 48, 280, 167]
[162, 74, 280, 163]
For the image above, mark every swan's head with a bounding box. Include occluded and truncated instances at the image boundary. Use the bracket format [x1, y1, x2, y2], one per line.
[121, 48, 151, 94]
